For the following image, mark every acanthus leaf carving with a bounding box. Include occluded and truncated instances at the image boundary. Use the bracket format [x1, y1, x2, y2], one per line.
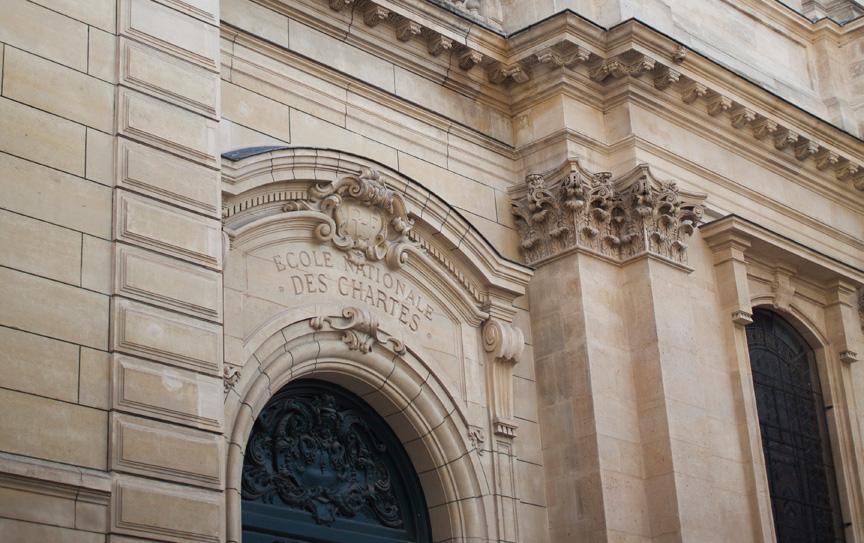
[653, 66, 680, 90]
[286, 168, 415, 269]
[363, 4, 390, 26]
[681, 80, 708, 104]
[705, 92, 732, 116]
[223, 364, 241, 392]
[488, 62, 529, 84]
[467, 425, 486, 456]
[311, 307, 407, 355]
[729, 105, 756, 129]
[427, 33, 453, 57]
[752, 117, 779, 140]
[395, 18, 422, 42]
[510, 161, 705, 267]
[588, 53, 655, 82]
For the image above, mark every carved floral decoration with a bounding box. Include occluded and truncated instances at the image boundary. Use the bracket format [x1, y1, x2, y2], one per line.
[311, 307, 407, 355]
[285, 169, 415, 269]
[510, 161, 705, 266]
[242, 389, 404, 527]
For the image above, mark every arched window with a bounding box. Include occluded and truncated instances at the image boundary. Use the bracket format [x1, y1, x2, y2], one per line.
[241, 379, 432, 543]
[746, 309, 846, 542]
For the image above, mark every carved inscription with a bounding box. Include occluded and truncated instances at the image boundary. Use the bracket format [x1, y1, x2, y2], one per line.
[272, 247, 435, 332]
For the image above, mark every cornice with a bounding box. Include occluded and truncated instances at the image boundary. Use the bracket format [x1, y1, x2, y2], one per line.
[701, 214, 864, 287]
[230, 0, 864, 201]
[514, 128, 864, 268]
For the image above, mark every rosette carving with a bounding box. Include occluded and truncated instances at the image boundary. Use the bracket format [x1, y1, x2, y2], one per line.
[311, 307, 406, 355]
[510, 161, 705, 267]
[285, 169, 415, 269]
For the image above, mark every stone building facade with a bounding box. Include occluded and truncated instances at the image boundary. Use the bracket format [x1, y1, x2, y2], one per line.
[0, 0, 863, 542]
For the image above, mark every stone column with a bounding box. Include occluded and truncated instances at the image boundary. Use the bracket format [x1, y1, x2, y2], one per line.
[510, 161, 707, 541]
[107, 0, 225, 541]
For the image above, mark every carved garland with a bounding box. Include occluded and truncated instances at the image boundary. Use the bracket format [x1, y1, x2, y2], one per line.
[510, 161, 705, 267]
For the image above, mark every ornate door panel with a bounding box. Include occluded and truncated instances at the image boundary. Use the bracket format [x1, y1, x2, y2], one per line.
[746, 310, 845, 543]
[241, 379, 431, 543]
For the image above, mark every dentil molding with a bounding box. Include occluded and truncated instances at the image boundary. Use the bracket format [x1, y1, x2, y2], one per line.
[305, 0, 864, 193]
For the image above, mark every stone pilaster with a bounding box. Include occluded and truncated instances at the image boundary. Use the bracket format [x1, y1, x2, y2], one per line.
[107, 0, 224, 541]
[514, 161, 707, 541]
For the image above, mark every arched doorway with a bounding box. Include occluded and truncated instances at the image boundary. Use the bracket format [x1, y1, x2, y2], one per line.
[746, 309, 846, 542]
[240, 379, 432, 543]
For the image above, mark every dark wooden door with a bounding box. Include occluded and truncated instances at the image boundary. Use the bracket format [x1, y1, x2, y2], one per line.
[747, 309, 846, 543]
[241, 379, 432, 543]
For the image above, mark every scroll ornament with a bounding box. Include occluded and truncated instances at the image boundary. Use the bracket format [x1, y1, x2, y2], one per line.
[483, 318, 524, 438]
[511, 162, 705, 266]
[285, 169, 415, 269]
[311, 307, 407, 355]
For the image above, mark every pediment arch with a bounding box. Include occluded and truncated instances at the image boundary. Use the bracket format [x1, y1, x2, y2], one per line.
[221, 146, 533, 310]
[221, 146, 533, 542]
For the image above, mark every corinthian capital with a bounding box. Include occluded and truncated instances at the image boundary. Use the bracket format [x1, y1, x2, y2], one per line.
[509, 161, 706, 268]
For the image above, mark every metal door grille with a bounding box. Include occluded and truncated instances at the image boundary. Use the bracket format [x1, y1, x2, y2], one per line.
[747, 309, 846, 543]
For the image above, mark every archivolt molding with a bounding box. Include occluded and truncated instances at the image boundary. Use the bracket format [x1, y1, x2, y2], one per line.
[222, 147, 533, 308]
[223, 308, 491, 542]
[509, 160, 706, 268]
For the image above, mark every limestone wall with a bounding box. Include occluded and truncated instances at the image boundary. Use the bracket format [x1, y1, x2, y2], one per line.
[0, 0, 862, 542]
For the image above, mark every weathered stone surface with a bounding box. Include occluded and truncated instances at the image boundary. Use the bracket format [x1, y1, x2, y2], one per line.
[112, 355, 223, 431]
[0, 388, 107, 469]
[111, 298, 222, 375]
[0, 267, 109, 349]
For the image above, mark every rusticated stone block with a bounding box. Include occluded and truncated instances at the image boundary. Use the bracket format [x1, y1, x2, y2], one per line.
[120, 0, 219, 71]
[115, 245, 223, 321]
[112, 354, 223, 431]
[111, 475, 223, 542]
[111, 298, 222, 375]
[117, 138, 221, 217]
[117, 88, 218, 166]
[111, 413, 223, 489]
[114, 190, 222, 269]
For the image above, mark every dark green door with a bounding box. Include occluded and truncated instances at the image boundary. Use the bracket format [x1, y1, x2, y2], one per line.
[241, 379, 432, 543]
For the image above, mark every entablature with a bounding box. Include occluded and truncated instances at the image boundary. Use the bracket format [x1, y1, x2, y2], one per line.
[229, 0, 864, 205]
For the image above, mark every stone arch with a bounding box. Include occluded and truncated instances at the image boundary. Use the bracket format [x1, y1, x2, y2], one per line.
[750, 298, 830, 353]
[220, 146, 533, 543]
[224, 306, 491, 543]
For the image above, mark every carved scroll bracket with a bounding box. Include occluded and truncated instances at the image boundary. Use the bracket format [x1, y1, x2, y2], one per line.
[483, 318, 524, 438]
[285, 168, 416, 269]
[311, 307, 407, 355]
[825, 280, 862, 365]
